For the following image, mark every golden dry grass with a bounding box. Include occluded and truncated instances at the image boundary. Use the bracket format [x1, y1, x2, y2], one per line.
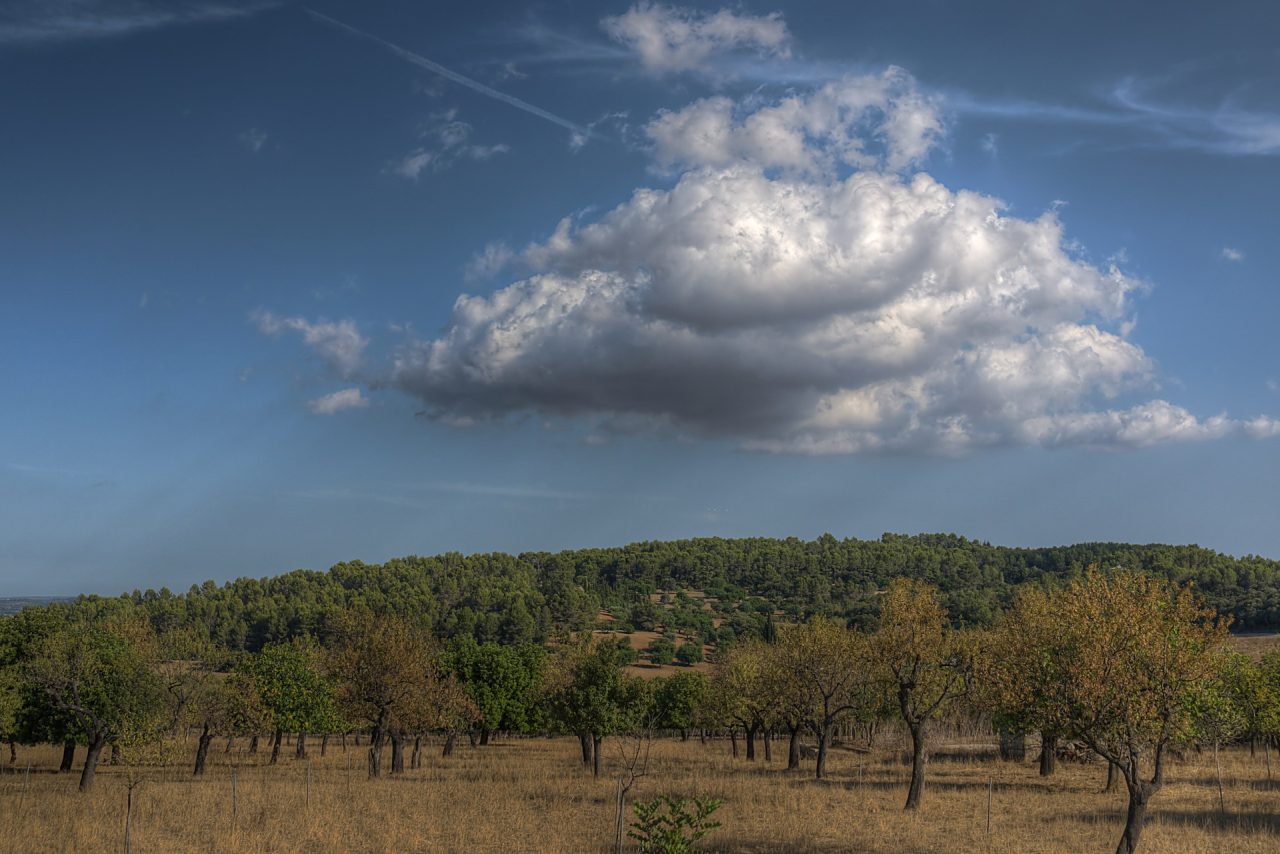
[1228, 633, 1280, 660]
[1, 734, 1276, 853]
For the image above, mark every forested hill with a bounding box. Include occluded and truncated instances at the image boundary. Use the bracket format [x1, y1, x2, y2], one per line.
[49, 534, 1278, 654]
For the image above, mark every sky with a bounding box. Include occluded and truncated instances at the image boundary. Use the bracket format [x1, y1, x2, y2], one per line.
[2, 0, 1279, 596]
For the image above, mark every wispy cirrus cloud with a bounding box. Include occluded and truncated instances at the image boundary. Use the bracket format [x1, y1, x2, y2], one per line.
[0, 0, 274, 45]
[947, 69, 1280, 158]
[1108, 75, 1280, 156]
[289, 480, 595, 507]
[387, 109, 509, 181]
[308, 9, 593, 144]
[237, 127, 268, 153]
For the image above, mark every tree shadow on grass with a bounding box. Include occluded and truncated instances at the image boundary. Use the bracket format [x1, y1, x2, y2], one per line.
[708, 837, 938, 854]
[1151, 808, 1280, 835]
[779, 771, 1113, 799]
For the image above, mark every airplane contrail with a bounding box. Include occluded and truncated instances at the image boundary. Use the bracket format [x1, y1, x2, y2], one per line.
[306, 9, 593, 141]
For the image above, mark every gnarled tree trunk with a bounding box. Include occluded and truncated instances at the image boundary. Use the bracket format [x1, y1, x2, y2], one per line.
[390, 732, 405, 775]
[443, 732, 456, 758]
[59, 741, 75, 773]
[905, 722, 927, 810]
[579, 733, 593, 766]
[592, 735, 602, 778]
[78, 734, 106, 793]
[787, 723, 801, 770]
[193, 723, 214, 776]
[745, 723, 758, 761]
[295, 732, 307, 760]
[1039, 732, 1058, 777]
[368, 715, 387, 779]
[816, 722, 834, 780]
[269, 729, 283, 765]
[1116, 774, 1153, 854]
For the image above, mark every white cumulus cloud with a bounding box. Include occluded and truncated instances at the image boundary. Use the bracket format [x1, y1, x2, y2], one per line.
[388, 146, 1183, 452]
[306, 388, 368, 415]
[1221, 246, 1244, 262]
[646, 69, 944, 174]
[382, 75, 1280, 454]
[253, 310, 368, 379]
[601, 2, 790, 74]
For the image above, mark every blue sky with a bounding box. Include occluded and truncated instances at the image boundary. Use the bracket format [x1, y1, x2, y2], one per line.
[2, 0, 1278, 595]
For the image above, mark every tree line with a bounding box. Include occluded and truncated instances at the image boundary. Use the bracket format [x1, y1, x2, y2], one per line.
[76, 534, 1280, 658]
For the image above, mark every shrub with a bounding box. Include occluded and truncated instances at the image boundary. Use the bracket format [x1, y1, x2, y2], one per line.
[628, 795, 724, 854]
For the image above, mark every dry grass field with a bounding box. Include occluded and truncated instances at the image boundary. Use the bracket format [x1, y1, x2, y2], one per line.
[1228, 632, 1280, 660]
[2, 733, 1276, 853]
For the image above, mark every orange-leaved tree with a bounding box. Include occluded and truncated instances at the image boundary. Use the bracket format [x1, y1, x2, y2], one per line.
[870, 578, 972, 811]
[1008, 569, 1228, 854]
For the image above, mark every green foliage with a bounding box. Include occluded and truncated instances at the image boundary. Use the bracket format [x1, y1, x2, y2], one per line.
[675, 640, 704, 666]
[6, 534, 1272, 668]
[653, 672, 707, 732]
[446, 636, 545, 734]
[1215, 652, 1280, 742]
[647, 636, 676, 666]
[544, 638, 652, 739]
[23, 618, 165, 749]
[627, 795, 724, 854]
[239, 639, 338, 734]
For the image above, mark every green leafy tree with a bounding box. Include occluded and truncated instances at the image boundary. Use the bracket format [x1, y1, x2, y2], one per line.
[706, 639, 778, 762]
[1219, 652, 1280, 753]
[0, 607, 75, 760]
[647, 636, 676, 666]
[24, 618, 164, 792]
[675, 640, 704, 666]
[446, 637, 545, 744]
[544, 637, 652, 777]
[653, 672, 707, 739]
[239, 639, 337, 764]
